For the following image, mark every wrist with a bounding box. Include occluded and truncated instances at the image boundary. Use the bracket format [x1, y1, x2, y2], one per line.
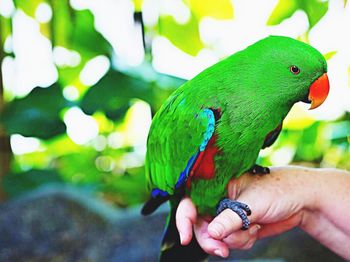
[296, 167, 324, 212]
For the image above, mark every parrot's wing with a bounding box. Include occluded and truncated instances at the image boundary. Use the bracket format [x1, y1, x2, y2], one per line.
[142, 92, 217, 215]
[262, 122, 282, 149]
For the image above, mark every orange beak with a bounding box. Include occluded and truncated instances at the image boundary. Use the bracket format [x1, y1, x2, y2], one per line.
[308, 73, 330, 110]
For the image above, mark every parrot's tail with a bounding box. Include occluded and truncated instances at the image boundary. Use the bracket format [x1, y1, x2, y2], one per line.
[159, 202, 208, 262]
[141, 194, 170, 215]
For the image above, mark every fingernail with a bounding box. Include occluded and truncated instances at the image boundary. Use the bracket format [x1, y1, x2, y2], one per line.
[214, 249, 224, 257]
[249, 225, 261, 235]
[179, 232, 184, 245]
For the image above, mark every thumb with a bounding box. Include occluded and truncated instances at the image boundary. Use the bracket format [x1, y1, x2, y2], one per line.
[208, 197, 258, 239]
[208, 208, 249, 239]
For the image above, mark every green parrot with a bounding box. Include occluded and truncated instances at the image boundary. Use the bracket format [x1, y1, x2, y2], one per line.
[141, 36, 330, 261]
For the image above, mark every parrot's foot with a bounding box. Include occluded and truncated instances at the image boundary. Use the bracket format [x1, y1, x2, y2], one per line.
[216, 198, 251, 230]
[248, 164, 270, 175]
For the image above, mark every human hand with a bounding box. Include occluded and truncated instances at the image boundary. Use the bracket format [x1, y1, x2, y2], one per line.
[176, 166, 320, 258]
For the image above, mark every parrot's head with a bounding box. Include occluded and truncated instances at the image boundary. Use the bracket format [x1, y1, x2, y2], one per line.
[244, 36, 329, 110]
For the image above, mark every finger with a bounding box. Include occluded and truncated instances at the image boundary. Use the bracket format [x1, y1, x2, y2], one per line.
[238, 235, 258, 250]
[194, 217, 229, 258]
[176, 197, 197, 245]
[208, 208, 248, 239]
[223, 224, 260, 250]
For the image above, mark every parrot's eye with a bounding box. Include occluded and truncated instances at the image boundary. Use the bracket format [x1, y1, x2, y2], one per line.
[290, 65, 300, 75]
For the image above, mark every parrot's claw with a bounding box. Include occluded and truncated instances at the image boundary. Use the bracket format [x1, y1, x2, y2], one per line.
[216, 198, 251, 230]
[248, 164, 270, 175]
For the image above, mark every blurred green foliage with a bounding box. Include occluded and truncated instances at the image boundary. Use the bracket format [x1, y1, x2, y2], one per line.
[0, 0, 349, 207]
[1, 84, 69, 138]
[267, 0, 328, 28]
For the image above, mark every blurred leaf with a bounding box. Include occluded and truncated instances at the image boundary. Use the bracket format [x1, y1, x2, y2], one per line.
[302, 0, 329, 28]
[267, 0, 328, 29]
[81, 70, 153, 120]
[133, 0, 143, 12]
[0, 84, 70, 139]
[57, 65, 84, 87]
[69, 10, 112, 58]
[267, 0, 298, 26]
[101, 166, 148, 207]
[51, 7, 113, 93]
[14, 0, 43, 17]
[294, 122, 324, 161]
[323, 51, 337, 60]
[50, 3, 112, 57]
[92, 112, 115, 133]
[3, 169, 64, 197]
[186, 0, 234, 19]
[151, 74, 185, 110]
[81, 67, 184, 120]
[158, 15, 203, 56]
[49, 0, 72, 47]
[44, 134, 82, 156]
[12, 151, 51, 172]
[328, 121, 350, 141]
[57, 150, 102, 185]
[0, 16, 12, 48]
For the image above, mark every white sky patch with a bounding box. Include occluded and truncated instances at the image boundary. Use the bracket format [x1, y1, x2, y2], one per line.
[53, 46, 81, 67]
[35, 2, 52, 23]
[124, 100, 152, 155]
[63, 85, 80, 101]
[8, 10, 57, 97]
[309, 0, 350, 54]
[152, 36, 216, 79]
[95, 155, 115, 172]
[2, 56, 15, 96]
[0, 0, 15, 17]
[159, 0, 190, 24]
[140, 0, 193, 26]
[270, 147, 296, 166]
[142, 0, 160, 26]
[152, 0, 279, 77]
[69, 0, 89, 10]
[10, 134, 41, 155]
[118, 152, 145, 169]
[91, 135, 108, 151]
[64, 107, 99, 145]
[78, 0, 145, 66]
[107, 132, 125, 149]
[198, 0, 309, 57]
[79, 55, 110, 86]
[268, 10, 309, 37]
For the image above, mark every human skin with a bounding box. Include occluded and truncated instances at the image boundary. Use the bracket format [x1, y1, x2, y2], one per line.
[176, 166, 350, 259]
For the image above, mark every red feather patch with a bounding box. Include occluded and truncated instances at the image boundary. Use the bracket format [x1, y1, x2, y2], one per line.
[187, 135, 219, 188]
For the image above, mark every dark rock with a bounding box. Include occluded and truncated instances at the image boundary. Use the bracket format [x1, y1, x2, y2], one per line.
[0, 185, 344, 262]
